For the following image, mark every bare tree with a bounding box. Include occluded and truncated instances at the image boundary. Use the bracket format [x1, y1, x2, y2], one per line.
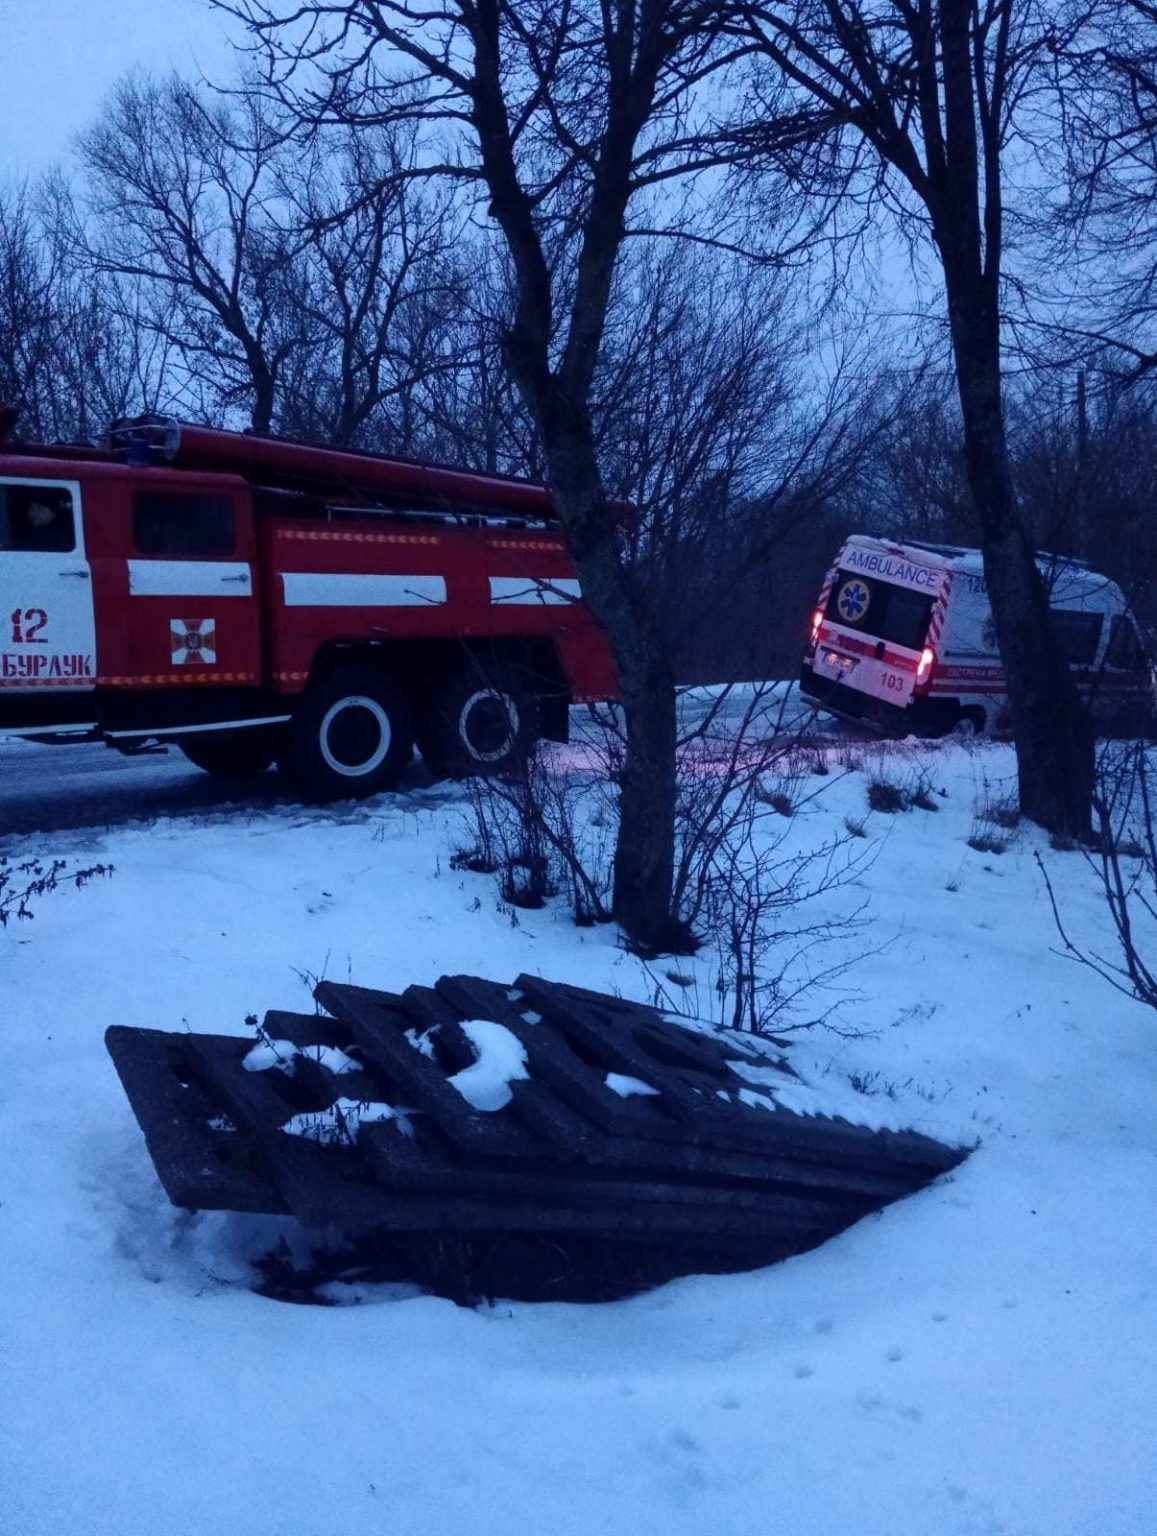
[1039, 738, 1157, 1013]
[79, 72, 304, 432]
[737, 0, 1096, 838]
[40, 264, 174, 441]
[390, 242, 547, 472]
[223, 0, 761, 951]
[0, 183, 58, 434]
[270, 125, 463, 448]
[1051, 1, 1157, 377]
[841, 367, 972, 544]
[0, 179, 167, 441]
[592, 243, 790, 527]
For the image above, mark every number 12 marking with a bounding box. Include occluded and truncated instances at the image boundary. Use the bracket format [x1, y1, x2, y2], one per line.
[11, 608, 48, 644]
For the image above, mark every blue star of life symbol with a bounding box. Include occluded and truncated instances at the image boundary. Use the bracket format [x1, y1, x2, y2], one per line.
[836, 579, 870, 623]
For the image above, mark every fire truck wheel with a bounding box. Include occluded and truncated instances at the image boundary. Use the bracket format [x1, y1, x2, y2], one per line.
[280, 666, 413, 799]
[178, 730, 278, 777]
[419, 665, 537, 778]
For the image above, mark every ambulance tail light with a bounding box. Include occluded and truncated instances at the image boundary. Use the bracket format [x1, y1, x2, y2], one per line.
[808, 608, 824, 652]
[915, 646, 936, 689]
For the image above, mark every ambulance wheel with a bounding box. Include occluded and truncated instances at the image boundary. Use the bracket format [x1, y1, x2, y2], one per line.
[179, 730, 277, 777]
[279, 665, 413, 800]
[952, 709, 986, 739]
[419, 663, 538, 778]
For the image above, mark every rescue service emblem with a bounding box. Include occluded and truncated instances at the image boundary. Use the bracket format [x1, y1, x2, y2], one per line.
[170, 619, 217, 665]
[836, 578, 870, 624]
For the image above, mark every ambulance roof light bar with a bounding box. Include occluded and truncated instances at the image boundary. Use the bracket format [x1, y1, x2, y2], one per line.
[902, 538, 970, 559]
[893, 535, 1095, 574]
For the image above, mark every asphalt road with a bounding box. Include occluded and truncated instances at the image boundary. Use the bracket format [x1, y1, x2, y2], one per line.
[0, 686, 861, 842]
[0, 738, 296, 839]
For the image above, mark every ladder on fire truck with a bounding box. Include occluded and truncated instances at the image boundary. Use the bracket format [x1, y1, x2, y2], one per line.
[106, 416, 563, 530]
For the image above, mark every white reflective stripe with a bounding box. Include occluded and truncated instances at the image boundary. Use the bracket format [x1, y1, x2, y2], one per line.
[128, 560, 252, 597]
[3, 723, 96, 737]
[281, 572, 447, 607]
[105, 716, 292, 739]
[489, 576, 581, 605]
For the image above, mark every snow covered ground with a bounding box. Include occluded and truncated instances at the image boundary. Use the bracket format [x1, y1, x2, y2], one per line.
[1, 724, 1154, 1536]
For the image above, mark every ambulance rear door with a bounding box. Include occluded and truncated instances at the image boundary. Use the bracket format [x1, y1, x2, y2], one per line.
[814, 550, 945, 709]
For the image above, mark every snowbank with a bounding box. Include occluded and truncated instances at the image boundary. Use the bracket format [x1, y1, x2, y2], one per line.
[1, 734, 1154, 1536]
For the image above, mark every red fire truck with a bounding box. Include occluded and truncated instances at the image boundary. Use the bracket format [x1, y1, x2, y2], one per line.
[0, 412, 618, 797]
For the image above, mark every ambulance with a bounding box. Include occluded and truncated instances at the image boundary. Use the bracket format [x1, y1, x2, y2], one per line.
[800, 535, 1155, 737]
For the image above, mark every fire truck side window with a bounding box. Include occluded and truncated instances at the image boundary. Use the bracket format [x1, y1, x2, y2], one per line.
[133, 493, 236, 557]
[1050, 609, 1103, 667]
[0, 485, 76, 553]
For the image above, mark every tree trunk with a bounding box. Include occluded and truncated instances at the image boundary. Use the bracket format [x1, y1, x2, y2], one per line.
[537, 389, 681, 954]
[248, 350, 276, 435]
[945, 274, 1094, 838]
[610, 632, 679, 953]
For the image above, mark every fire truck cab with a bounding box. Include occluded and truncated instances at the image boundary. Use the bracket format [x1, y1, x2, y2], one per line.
[0, 415, 618, 797]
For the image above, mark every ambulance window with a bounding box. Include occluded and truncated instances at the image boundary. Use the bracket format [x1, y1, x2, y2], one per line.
[1106, 616, 1147, 671]
[1050, 609, 1102, 666]
[0, 484, 75, 553]
[134, 493, 235, 557]
[825, 570, 934, 651]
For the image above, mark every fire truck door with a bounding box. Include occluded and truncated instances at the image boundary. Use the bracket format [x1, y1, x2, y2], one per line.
[125, 487, 261, 684]
[0, 479, 97, 692]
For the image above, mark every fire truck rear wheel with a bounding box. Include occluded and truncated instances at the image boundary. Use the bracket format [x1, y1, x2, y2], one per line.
[419, 665, 538, 778]
[178, 730, 278, 777]
[280, 665, 413, 800]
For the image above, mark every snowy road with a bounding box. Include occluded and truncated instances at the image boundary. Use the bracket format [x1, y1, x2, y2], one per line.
[0, 739, 294, 838]
[0, 684, 864, 840]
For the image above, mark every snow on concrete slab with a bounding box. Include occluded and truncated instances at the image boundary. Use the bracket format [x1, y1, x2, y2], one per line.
[403, 1024, 438, 1059]
[727, 1054, 963, 1138]
[447, 1019, 530, 1111]
[281, 1098, 411, 1145]
[242, 1039, 360, 1076]
[1, 735, 1155, 1536]
[605, 1071, 660, 1098]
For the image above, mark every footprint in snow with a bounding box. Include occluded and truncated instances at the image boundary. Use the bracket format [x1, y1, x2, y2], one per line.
[793, 1364, 814, 1379]
[886, 1345, 905, 1363]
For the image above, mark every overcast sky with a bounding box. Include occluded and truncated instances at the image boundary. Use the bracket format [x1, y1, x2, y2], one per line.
[0, 0, 243, 175]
